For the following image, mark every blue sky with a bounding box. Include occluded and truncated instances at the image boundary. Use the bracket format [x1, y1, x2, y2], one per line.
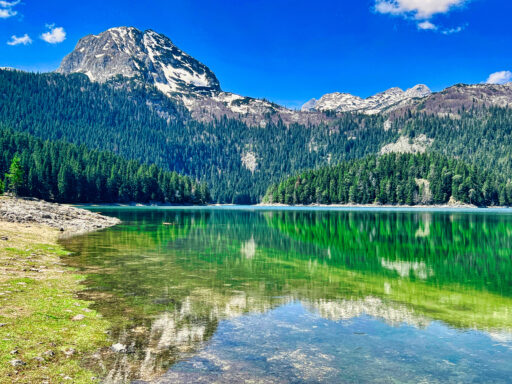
[0, 0, 511, 108]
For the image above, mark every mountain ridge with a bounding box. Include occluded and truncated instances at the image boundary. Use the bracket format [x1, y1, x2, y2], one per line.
[302, 84, 432, 114]
[57, 26, 327, 126]
[56, 26, 512, 124]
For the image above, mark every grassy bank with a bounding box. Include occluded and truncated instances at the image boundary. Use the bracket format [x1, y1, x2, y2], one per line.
[0, 222, 109, 383]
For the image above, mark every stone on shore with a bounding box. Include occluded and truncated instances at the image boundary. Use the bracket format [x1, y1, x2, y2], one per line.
[0, 196, 120, 235]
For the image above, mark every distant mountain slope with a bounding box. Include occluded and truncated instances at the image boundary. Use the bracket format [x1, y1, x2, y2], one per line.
[302, 85, 432, 114]
[57, 26, 327, 127]
[403, 82, 512, 115]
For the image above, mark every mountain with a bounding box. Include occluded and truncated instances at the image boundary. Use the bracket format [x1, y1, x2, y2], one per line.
[57, 26, 326, 126]
[57, 26, 512, 124]
[302, 84, 432, 114]
[4, 27, 512, 204]
[303, 82, 512, 118]
[0, 69, 396, 203]
[58, 27, 221, 94]
[399, 82, 512, 115]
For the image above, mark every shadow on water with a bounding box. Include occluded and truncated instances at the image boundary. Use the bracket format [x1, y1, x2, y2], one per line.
[60, 208, 512, 383]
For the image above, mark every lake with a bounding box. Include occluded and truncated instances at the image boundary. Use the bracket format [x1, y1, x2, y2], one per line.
[61, 207, 512, 383]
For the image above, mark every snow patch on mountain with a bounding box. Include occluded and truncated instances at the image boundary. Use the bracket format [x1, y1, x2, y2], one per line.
[57, 26, 329, 126]
[302, 84, 432, 114]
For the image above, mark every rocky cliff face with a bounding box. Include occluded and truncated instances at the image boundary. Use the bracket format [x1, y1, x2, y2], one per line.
[57, 27, 220, 95]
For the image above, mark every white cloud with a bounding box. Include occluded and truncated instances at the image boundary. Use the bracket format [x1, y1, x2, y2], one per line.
[486, 71, 512, 85]
[441, 25, 465, 34]
[375, 0, 468, 19]
[0, 7, 15, 18]
[0, 1, 20, 7]
[417, 21, 437, 30]
[0, 0, 19, 19]
[7, 33, 32, 46]
[40, 25, 66, 44]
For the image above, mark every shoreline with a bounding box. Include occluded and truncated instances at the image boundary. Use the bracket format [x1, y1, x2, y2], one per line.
[256, 202, 490, 209]
[0, 197, 120, 382]
[0, 196, 120, 237]
[77, 202, 512, 211]
[0, 221, 110, 382]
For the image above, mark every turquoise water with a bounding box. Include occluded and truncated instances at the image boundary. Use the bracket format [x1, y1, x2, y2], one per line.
[62, 207, 512, 383]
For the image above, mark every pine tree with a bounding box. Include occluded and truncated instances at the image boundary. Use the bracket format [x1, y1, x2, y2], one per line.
[5, 154, 23, 196]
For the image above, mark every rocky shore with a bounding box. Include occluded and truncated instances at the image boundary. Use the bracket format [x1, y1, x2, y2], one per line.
[0, 196, 120, 235]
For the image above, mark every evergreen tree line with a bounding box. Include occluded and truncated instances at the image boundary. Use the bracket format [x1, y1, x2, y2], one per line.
[3, 70, 512, 204]
[263, 152, 511, 207]
[0, 127, 210, 204]
[0, 70, 397, 203]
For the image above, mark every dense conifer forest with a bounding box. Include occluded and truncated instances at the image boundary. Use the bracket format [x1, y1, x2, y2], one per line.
[2, 70, 512, 204]
[397, 107, 512, 177]
[0, 127, 209, 204]
[263, 153, 511, 206]
[0, 70, 398, 202]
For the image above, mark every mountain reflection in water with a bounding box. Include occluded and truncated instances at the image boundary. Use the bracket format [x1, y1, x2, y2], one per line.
[61, 208, 512, 383]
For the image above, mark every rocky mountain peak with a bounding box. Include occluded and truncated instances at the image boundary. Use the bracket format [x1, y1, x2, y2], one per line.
[56, 26, 330, 126]
[57, 26, 221, 95]
[302, 84, 432, 114]
[377, 87, 404, 96]
[404, 84, 431, 98]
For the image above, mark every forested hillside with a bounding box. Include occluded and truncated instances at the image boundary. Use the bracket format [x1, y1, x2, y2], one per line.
[263, 153, 511, 206]
[0, 70, 396, 203]
[2, 69, 512, 204]
[398, 107, 512, 176]
[0, 127, 209, 204]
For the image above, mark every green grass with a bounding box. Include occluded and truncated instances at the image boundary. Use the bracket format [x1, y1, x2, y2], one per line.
[0, 223, 110, 383]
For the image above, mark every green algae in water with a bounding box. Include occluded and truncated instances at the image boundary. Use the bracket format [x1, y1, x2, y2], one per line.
[61, 208, 512, 383]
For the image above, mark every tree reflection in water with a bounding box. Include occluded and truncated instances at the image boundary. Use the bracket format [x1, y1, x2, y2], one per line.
[61, 208, 512, 383]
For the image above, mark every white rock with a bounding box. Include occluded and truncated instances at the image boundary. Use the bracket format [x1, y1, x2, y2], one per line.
[110, 343, 127, 353]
